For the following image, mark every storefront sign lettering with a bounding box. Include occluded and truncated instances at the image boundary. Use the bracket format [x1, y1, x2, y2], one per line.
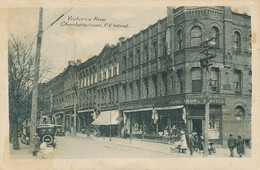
[169, 98, 225, 105]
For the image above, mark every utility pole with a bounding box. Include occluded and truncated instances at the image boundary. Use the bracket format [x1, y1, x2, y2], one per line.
[30, 8, 43, 152]
[200, 38, 216, 157]
[72, 81, 78, 137]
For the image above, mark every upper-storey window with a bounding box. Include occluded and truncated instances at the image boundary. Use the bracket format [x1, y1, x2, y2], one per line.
[248, 34, 252, 52]
[129, 52, 133, 68]
[136, 49, 141, 65]
[234, 31, 241, 52]
[162, 37, 167, 56]
[144, 45, 149, 61]
[234, 70, 242, 93]
[191, 26, 202, 47]
[123, 55, 126, 70]
[177, 29, 183, 50]
[211, 27, 219, 47]
[152, 41, 158, 58]
[191, 68, 201, 93]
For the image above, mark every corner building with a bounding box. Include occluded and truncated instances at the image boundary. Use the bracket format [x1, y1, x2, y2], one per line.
[42, 6, 251, 145]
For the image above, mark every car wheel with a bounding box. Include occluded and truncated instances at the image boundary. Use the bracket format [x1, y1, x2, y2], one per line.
[42, 135, 53, 145]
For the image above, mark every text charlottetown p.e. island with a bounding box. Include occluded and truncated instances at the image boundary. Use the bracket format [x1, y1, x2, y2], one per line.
[60, 16, 129, 28]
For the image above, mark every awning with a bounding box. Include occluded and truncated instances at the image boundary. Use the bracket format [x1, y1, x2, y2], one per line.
[92, 110, 119, 126]
[123, 108, 153, 113]
[77, 109, 94, 113]
[155, 105, 184, 110]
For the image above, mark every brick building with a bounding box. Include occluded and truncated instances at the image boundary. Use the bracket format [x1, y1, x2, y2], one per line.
[40, 6, 251, 145]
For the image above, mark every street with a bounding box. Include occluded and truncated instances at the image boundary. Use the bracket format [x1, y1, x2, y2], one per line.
[10, 134, 251, 159]
[49, 136, 174, 158]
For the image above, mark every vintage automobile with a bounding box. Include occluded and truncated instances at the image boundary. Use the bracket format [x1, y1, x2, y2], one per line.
[36, 124, 57, 147]
[55, 125, 65, 136]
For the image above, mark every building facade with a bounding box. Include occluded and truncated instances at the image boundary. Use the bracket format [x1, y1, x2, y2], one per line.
[40, 6, 251, 145]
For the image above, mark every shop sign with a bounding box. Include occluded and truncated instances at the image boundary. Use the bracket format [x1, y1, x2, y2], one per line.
[169, 98, 225, 105]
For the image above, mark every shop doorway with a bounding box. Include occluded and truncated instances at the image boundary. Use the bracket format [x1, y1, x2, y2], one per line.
[192, 119, 202, 136]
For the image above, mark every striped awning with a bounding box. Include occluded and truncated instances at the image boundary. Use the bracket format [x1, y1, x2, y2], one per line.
[92, 110, 119, 125]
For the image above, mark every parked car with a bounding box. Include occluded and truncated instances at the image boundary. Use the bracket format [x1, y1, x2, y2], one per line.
[55, 125, 65, 136]
[36, 124, 57, 147]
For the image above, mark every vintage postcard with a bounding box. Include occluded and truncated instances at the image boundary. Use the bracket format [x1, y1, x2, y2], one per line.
[1, 0, 260, 169]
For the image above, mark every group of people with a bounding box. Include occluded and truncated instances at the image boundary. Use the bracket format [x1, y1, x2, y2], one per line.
[228, 134, 245, 158]
[171, 131, 204, 155]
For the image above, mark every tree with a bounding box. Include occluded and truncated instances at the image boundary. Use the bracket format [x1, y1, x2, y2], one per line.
[8, 34, 52, 150]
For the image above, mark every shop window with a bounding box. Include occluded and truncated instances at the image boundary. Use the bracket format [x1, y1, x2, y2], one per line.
[234, 70, 242, 93]
[177, 29, 183, 50]
[191, 26, 202, 47]
[234, 31, 241, 52]
[171, 113, 184, 130]
[210, 68, 219, 92]
[192, 68, 202, 93]
[211, 26, 219, 47]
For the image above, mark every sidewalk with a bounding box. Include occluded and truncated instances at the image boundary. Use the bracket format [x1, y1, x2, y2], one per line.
[76, 133, 251, 158]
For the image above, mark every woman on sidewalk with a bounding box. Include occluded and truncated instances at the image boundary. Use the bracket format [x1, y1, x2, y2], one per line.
[236, 135, 245, 158]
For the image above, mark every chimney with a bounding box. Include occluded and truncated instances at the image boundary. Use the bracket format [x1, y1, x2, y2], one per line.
[68, 60, 75, 66]
[119, 37, 125, 45]
[76, 59, 81, 66]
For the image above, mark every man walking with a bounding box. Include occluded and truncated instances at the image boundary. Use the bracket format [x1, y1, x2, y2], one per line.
[187, 133, 195, 155]
[228, 134, 236, 157]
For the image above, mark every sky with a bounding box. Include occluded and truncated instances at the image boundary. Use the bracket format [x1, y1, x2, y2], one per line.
[8, 6, 251, 80]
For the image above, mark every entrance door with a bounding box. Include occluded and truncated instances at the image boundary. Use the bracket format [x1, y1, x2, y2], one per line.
[192, 119, 202, 136]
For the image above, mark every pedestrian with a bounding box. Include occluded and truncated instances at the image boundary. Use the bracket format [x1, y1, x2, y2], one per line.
[32, 133, 41, 156]
[198, 134, 204, 153]
[193, 132, 199, 152]
[228, 134, 236, 157]
[236, 135, 245, 158]
[187, 133, 195, 155]
[179, 131, 188, 153]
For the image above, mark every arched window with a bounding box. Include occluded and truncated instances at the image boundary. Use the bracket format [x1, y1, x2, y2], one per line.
[211, 27, 219, 46]
[144, 45, 149, 61]
[191, 26, 202, 46]
[162, 37, 167, 56]
[129, 52, 133, 67]
[234, 31, 241, 51]
[248, 34, 252, 52]
[177, 29, 183, 50]
[136, 49, 141, 64]
[153, 41, 157, 58]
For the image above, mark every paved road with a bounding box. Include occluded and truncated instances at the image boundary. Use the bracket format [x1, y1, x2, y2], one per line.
[49, 136, 175, 158]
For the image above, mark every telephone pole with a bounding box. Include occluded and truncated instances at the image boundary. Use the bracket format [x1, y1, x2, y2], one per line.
[200, 38, 216, 157]
[30, 8, 43, 152]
